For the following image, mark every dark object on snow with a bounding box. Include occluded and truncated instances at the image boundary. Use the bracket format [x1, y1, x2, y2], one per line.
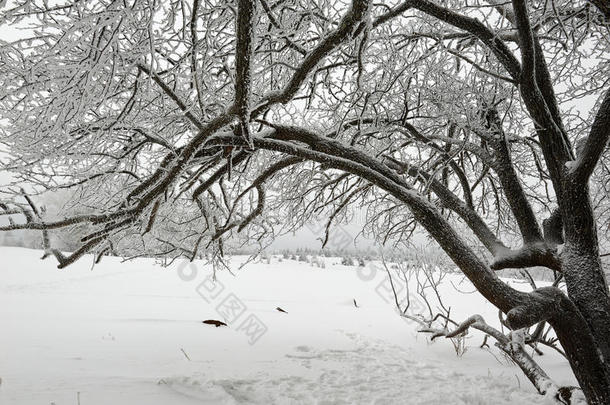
[276, 307, 288, 313]
[557, 386, 581, 404]
[202, 320, 227, 327]
[353, 299, 359, 308]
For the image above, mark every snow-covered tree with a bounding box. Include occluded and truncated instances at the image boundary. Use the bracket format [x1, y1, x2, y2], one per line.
[1, 0, 609, 402]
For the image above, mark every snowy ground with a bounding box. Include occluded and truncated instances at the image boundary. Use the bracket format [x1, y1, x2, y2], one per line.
[0, 247, 576, 404]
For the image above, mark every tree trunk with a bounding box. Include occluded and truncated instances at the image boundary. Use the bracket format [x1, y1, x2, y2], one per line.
[549, 307, 610, 404]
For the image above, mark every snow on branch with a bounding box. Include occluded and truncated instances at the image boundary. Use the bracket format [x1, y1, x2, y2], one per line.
[568, 89, 610, 185]
[490, 243, 562, 272]
[407, 0, 521, 80]
[419, 314, 571, 401]
[252, 0, 371, 115]
[137, 64, 205, 131]
[234, 0, 256, 148]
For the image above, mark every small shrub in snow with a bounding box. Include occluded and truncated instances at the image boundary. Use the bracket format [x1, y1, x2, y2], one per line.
[310, 256, 326, 268]
[258, 252, 271, 264]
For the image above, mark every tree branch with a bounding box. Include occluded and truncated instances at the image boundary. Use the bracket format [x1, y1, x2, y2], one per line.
[383, 156, 507, 255]
[490, 243, 561, 272]
[483, 105, 543, 243]
[206, 129, 535, 315]
[511, 0, 573, 190]
[137, 64, 205, 131]
[252, 0, 371, 115]
[569, 89, 610, 185]
[235, 0, 256, 146]
[421, 314, 561, 398]
[407, 0, 521, 80]
[587, 0, 610, 20]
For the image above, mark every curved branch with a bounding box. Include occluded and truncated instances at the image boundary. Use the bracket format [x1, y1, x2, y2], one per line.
[490, 243, 561, 272]
[569, 89, 610, 185]
[206, 129, 535, 315]
[137, 64, 205, 131]
[238, 184, 265, 232]
[407, 0, 521, 80]
[321, 184, 370, 249]
[252, 0, 371, 114]
[259, 0, 307, 56]
[420, 314, 560, 398]
[587, 0, 610, 21]
[383, 156, 507, 255]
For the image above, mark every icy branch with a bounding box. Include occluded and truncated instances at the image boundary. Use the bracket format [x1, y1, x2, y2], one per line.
[419, 314, 564, 399]
[253, 0, 371, 114]
[234, 0, 256, 147]
[490, 243, 562, 272]
[568, 89, 610, 185]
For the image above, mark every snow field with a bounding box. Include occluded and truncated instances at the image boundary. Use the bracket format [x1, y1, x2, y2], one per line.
[0, 247, 575, 404]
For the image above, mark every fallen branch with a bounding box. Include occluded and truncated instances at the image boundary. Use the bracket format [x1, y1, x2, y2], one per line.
[419, 314, 579, 403]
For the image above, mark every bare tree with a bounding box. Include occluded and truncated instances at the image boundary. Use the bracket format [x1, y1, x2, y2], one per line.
[0, 0, 609, 402]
